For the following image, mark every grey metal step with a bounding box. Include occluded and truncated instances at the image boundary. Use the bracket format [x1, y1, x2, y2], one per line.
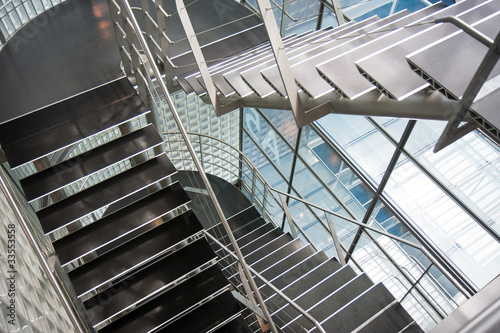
[212, 314, 252, 333]
[218, 27, 340, 97]
[98, 265, 231, 333]
[20, 125, 163, 205]
[249, 238, 305, 271]
[314, 4, 445, 99]
[237, 26, 355, 98]
[1, 93, 149, 170]
[257, 15, 386, 97]
[155, 290, 243, 333]
[288, 273, 374, 330]
[214, 221, 274, 259]
[68, 208, 204, 300]
[320, 282, 397, 333]
[182, 33, 303, 95]
[265, 260, 355, 322]
[355, 302, 422, 333]
[260, 244, 317, 281]
[53, 182, 191, 270]
[0, 77, 135, 146]
[84, 238, 217, 329]
[406, 10, 500, 100]
[240, 228, 287, 255]
[259, 13, 403, 98]
[356, 0, 499, 100]
[36, 154, 176, 238]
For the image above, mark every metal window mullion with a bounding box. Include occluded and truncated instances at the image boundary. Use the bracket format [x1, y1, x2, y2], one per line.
[345, 120, 416, 262]
[256, 108, 359, 221]
[313, 121, 477, 296]
[367, 117, 500, 244]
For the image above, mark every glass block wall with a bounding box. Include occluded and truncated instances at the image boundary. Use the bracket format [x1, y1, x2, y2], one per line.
[0, 0, 65, 51]
[0, 169, 75, 333]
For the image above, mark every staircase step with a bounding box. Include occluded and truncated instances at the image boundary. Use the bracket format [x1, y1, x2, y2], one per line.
[320, 282, 396, 332]
[98, 265, 231, 333]
[2, 93, 149, 170]
[356, 0, 498, 100]
[36, 154, 175, 238]
[20, 125, 163, 204]
[260, 244, 316, 281]
[84, 238, 216, 329]
[68, 209, 203, 300]
[53, 183, 191, 270]
[155, 290, 243, 333]
[212, 314, 252, 333]
[241, 228, 287, 255]
[249, 238, 305, 271]
[218, 27, 338, 97]
[236, 221, 275, 247]
[0, 77, 135, 146]
[317, 0, 489, 100]
[259, 15, 382, 97]
[280, 273, 373, 331]
[262, 257, 348, 314]
[355, 302, 422, 333]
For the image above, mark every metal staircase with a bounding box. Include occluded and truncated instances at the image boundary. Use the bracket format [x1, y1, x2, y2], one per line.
[173, 0, 500, 147]
[177, 171, 423, 332]
[0, 77, 250, 333]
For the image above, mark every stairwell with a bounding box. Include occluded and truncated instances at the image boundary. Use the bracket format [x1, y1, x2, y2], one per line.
[0, 77, 250, 332]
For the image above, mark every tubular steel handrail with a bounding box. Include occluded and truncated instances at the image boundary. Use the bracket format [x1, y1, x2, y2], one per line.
[110, 0, 278, 331]
[163, 131, 469, 319]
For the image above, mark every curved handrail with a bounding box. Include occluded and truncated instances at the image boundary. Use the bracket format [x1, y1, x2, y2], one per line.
[164, 131, 471, 307]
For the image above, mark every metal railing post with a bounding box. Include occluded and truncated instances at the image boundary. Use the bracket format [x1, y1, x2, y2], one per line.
[325, 212, 346, 266]
[279, 193, 298, 238]
[117, 1, 277, 331]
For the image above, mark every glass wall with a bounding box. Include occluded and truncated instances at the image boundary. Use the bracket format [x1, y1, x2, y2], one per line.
[0, 0, 65, 50]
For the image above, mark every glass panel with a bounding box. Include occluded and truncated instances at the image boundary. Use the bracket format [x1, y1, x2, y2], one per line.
[243, 108, 294, 177]
[317, 114, 396, 185]
[385, 154, 500, 289]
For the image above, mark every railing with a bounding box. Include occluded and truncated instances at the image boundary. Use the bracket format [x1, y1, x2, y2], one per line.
[108, 0, 284, 331]
[164, 131, 469, 331]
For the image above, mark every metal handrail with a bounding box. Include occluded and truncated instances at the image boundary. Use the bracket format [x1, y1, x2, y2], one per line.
[203, 230, 327, 333]
[163, 131, 469, 309]
[112, 0, 278, 331]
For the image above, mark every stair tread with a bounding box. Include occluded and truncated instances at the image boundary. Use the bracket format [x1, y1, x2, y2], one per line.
[212, 314, 252, 333]
[241, 228, 286, 255]
[259, 15, 382, 97]
[68, 206, 203, 297]
[0, 77, 136, 146]
[249, 238, 304, 271]
[155, 290, 242, 333]
[321, 282, 396, 332]
[260, 244, 317, 281]
[245, 233, 295, 264]
[98, 265, 230, 333]
[53, 183, 190, 267]
[84, 238, 216, 326]
[316, 2, 486, 99]
[357, 302, 420, 333]
[36, 154, 175, 235]
[20, 125, 163, 201]
[356, 0, 498, 100]
[2, 94, 149, 168]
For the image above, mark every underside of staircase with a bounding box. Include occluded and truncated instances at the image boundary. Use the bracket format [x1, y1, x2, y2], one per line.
[0, 77, 422, 332]
[174, 0, 500, 143]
